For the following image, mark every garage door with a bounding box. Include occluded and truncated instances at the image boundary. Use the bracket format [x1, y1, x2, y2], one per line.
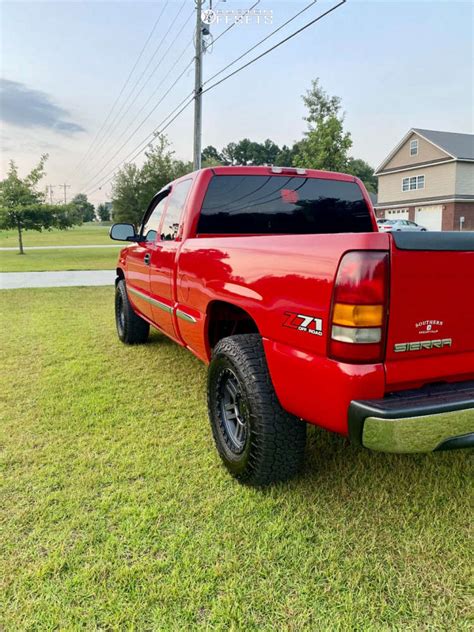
[384, 208, 409, 220]
[415, 205, 442, 231]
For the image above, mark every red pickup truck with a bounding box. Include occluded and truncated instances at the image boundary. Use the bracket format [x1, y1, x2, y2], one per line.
[110, 166, 474, 486]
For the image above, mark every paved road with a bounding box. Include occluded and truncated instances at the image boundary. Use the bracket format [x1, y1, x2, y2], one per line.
[0, 244, 120, 251]
[1, 270, 116, 289]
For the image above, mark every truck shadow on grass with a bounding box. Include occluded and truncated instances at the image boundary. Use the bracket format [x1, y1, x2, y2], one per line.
[285, 422, 471, 512]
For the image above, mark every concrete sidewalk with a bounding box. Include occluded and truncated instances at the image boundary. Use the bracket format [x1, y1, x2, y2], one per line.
[0, 244, 120, 251]
[0, 270, 116, 289]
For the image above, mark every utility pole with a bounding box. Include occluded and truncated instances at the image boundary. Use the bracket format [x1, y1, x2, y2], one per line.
[46, 185, 55, 204]
[58, 183, 71, 204]
[193, 0, 204, 171]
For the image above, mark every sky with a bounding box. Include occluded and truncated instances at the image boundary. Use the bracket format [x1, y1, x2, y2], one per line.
[1, 0, 473, 205]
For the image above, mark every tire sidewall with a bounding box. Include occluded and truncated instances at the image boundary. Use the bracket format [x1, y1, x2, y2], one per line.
[115, 281, 127, 342]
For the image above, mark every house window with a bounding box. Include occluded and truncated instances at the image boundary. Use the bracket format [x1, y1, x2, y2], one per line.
[410, 139, 418, 156]
[402, 175, 425, 191]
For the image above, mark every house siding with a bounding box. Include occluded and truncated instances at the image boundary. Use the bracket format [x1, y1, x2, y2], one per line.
[382, 132, 449, 170]
[455, 162, 474, 196]
[377, 162, 457, 205]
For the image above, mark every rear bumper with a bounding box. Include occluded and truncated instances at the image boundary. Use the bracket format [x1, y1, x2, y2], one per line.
[348, 381, 474, 453]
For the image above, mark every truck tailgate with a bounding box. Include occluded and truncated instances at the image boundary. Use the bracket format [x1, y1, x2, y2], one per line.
[385, 232, 474, 389]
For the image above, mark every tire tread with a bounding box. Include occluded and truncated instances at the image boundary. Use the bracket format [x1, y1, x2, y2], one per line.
[208, 334, 306, 486]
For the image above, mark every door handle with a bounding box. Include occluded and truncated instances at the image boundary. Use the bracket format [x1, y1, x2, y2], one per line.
[144, 253, 151, 265]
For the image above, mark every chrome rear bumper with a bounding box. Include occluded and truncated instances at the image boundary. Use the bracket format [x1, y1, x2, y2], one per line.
[349, 381, 474, 453]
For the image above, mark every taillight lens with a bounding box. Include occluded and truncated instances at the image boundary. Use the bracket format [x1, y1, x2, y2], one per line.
[328, 251, 389, 363]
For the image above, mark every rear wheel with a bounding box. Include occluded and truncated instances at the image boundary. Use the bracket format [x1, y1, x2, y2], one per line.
[115, 279, 149, 344]
[207, 334, 306, 486]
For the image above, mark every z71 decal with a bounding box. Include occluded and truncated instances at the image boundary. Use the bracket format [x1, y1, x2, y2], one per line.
[283, 312, 323, 336]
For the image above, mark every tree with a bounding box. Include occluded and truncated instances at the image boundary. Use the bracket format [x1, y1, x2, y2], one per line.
[221, 142, 238, 165]
[111, 134, 191, 225]
[201, 146, 223, 167]
[111, 163, 143, 225]
[0, 156, 80, 254]
[71, 193, 95, 222]
[139, 135, 191, 208]
[274, 144, 298, 167]
[97, 202, 111, 222]
[293, 79, 352, 172]
[346, 157, 378, 193]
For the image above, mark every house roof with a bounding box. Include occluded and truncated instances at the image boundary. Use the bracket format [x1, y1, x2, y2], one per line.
[375, 128, 474, 174]
[413, 128, 474, 160]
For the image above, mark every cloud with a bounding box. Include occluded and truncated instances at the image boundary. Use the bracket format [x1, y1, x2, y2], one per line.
[0, 78, 85, 134]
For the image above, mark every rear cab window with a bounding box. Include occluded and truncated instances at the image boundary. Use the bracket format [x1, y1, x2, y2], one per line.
[197, 175, 373, 235]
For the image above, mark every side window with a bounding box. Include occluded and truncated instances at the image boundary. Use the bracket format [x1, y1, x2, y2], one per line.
[142, 194, 169, 242]
[161, 180, 192, 241]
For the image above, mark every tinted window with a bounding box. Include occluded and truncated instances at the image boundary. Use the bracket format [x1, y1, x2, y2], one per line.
[161, 179, 192, 241]
[197, 175, 372, 234]
[142, 194, 168, 242]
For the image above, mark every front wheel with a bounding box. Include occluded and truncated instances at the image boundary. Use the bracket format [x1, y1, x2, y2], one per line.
[207, 334, 307, 486]
[115, 279, 149, 344]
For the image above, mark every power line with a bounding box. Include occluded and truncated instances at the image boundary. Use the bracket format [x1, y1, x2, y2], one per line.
[84, 0, 258, 188]
[74, 1, 170, 172]
[83, 94, 195, 196]
[82, 0, 346, 197]
[201, 1, 346, 96]
[203, 0, 318, 88]
[80, 0, 258, 192]
[81, 66, 196, 195]
[46, 184, 56, 204]
[57, 183, 71, 204]
[77, 40, 194, 192]
[81, 1, 193, 177]
[211, 0, 261, 46]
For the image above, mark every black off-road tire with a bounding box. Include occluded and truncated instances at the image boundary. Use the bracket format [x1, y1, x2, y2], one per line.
[208, 334, 307, 486]
[115, 279, 149, 344]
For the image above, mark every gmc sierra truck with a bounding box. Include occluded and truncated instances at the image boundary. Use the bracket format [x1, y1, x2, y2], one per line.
[110, 165, 474, 486]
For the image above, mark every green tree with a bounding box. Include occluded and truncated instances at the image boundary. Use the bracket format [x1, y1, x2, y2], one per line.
[221, 142, 237, 165]
[293, 79, 352, 172]
[71, 193, 95, 222]
[97, 202, 111, 222]
[201, 146, 223, 167]
[0, 156, 79, 254]
[111, 163, 143, 225]
[274, 144, 298, 167]
[140, 135, 191, 208]
[111, 134, 191, 226]
[346, 157, 378, 193]
[220, 138, 282, 166]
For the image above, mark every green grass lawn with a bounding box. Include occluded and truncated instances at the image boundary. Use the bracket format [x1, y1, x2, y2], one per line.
[0, 287, 471, 629]
[0, 222, 112, 248]
[0, 247, 119, 272]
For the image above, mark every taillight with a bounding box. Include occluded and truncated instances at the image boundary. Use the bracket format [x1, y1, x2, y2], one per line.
[328, 251, 389, 363]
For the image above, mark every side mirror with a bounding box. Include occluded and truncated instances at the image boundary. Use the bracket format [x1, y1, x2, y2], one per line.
[109, 223, 138, 242]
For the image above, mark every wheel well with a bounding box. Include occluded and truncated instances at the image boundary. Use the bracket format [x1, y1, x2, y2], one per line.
[116, 268, 125, 285]
[207, 301, 259, 350]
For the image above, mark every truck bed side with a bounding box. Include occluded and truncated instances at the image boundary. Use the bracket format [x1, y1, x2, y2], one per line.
[175, 232, 390, 433]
